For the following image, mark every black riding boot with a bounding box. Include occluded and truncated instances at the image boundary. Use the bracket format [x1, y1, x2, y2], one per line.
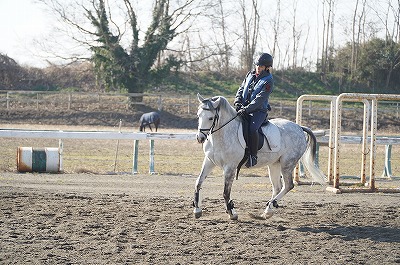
[246, 131, 259, 168]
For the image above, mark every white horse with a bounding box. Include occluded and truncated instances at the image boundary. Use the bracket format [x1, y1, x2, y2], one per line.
[193, 94, 326, 220]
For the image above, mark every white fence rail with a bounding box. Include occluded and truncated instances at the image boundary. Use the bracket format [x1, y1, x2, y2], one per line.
[0, 129, 195, 140]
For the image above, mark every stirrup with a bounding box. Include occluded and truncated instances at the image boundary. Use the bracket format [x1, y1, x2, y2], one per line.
[245, 155, 257, 168]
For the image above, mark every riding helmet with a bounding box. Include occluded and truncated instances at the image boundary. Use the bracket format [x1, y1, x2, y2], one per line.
[255, 53, 273, 67]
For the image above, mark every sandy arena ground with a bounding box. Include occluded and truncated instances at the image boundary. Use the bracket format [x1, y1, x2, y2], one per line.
[1, 104, 399, 264]
[1, 172, 399, 264]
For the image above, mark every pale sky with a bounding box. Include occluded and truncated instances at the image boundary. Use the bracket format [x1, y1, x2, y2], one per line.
[1, 0, 397, 69]
[0, 0, 53, 67]
[0, 0, 323, 68]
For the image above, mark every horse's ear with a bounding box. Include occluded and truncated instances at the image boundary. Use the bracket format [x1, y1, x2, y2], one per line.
[197, 93, 205, 103]
[210, 96, 221, 109]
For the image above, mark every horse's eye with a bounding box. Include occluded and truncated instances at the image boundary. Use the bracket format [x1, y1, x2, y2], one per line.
[209, 117, 214, 121]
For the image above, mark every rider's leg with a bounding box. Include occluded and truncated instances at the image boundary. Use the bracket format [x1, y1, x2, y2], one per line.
[246, 129, 259, 167]
[246, 111, 267, 168]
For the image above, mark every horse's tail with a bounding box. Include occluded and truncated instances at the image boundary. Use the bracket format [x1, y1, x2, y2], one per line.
[301, 126, 327, 185]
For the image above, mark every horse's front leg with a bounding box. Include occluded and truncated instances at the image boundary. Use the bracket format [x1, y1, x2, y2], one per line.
[193, 157, 215, 218]
[223, 167, 238, 220]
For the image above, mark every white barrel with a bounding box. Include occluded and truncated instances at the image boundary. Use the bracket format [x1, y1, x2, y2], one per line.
[17, 147, 61, 173]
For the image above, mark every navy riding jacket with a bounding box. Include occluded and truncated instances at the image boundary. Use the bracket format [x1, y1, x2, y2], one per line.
[234, 70, 273, 113]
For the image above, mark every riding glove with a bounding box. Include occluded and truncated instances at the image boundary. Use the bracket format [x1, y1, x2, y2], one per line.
[234, 102, 243, 111]
[237, 108, 247, 116]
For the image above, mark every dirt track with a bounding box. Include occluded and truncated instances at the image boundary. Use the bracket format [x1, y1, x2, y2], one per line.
[1, 173, 399, 264]
[1, 99, 399, 264]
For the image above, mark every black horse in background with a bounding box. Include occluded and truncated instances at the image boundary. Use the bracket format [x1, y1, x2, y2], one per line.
[139, 112, 160, 132]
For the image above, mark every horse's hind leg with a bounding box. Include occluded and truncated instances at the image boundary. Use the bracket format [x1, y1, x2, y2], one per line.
[268, 163, 283, 197]
[262, 162, 295, 219]
[223, 167, 238, 220]
[193, 157, 215, 218]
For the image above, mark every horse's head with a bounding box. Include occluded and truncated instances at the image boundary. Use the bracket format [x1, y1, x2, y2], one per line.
[196, 94, 222, 143]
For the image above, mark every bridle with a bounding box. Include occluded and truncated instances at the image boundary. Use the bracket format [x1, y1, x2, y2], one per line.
[198, 101, 238, 139]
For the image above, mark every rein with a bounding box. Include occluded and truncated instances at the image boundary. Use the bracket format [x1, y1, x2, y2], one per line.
[198, 106, 238, 139]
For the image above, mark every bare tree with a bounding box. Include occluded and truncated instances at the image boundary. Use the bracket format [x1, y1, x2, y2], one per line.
[320, 0, 335, 82]
[291, 0, 300, 68]
[350, 0, 367, 79]
[300, 24, 311, 69]
[202, 0, 236, 75]
[370, 0, 400, 89]
[239, 0, 261, 71]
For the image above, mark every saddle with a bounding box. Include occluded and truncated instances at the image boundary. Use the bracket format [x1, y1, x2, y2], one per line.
[239, 117, 280, 152]
[236, 117, 281, 179]
[242, 118, 269, 151]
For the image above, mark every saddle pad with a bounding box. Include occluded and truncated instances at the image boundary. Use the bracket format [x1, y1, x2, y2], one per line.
[260, 122, 281, 152]
[237, 122, 281, 152]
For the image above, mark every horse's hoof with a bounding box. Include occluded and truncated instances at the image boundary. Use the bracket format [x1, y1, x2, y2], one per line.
[230, 213, 238, 220]
[261, 211, 274, 219]
[228, 209, 238, 220]
[193, 208, 202, 219]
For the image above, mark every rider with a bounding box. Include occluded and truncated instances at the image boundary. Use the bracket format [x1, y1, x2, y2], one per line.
[234, 53, 274, 168]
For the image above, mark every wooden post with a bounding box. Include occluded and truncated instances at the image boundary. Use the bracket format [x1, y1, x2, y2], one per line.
[187, 95, 190, 114]
[68, 93, 72, 110]
[369, 99, 378, 190]
[157, 95, 163, 111]
[360, 100, 370, 184]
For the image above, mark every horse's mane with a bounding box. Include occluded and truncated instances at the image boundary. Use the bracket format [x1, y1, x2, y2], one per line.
[215, 96, 236, 116]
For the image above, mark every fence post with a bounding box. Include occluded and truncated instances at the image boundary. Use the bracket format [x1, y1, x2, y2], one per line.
[58, 132, 64, 172]
[157, 95, 163, 111]
[187, 95, 190, 114]
[132, 139, 139, 174]
[68, 93, 72, 110]
[36, 93, 39, 110]
[6, 92, 9, 109]
[149, 139, 155, 174]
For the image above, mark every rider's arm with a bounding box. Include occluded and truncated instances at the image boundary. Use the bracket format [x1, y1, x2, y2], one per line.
[244, 79, 272, 113]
